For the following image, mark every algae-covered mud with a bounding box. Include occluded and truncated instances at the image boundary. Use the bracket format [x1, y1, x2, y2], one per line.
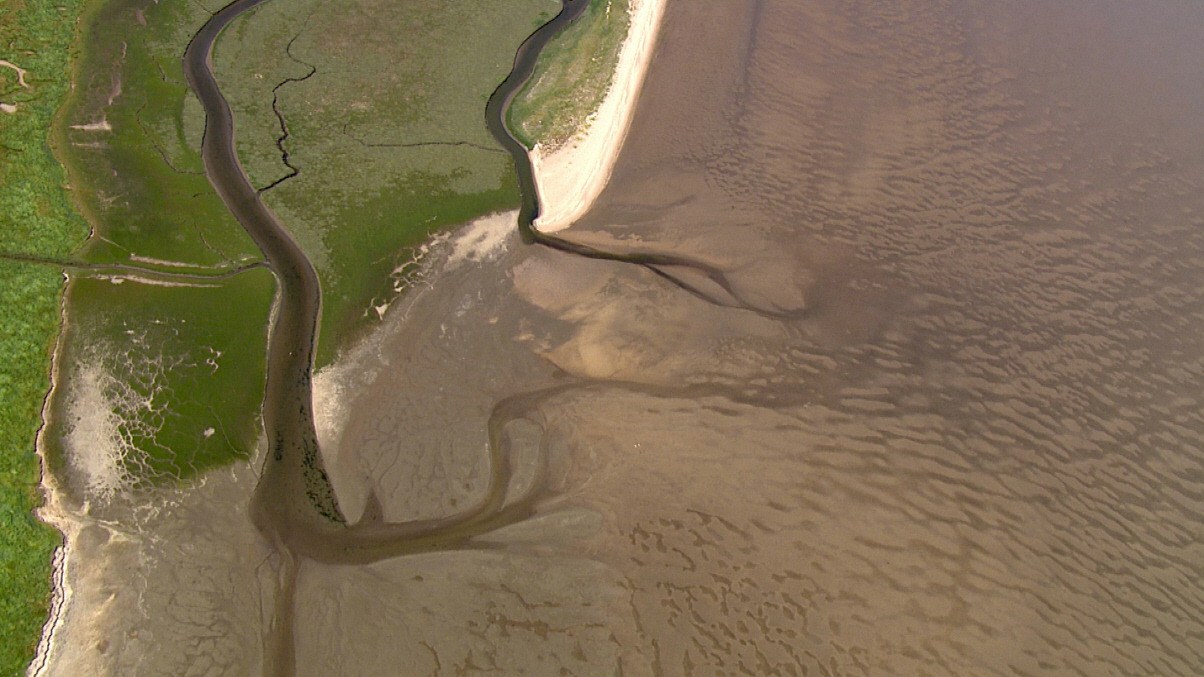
[26, 0, 1204, 674]
[212, 0, 561, 366]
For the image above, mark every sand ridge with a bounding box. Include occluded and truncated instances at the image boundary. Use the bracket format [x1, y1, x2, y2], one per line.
[530, 0, 667, 232]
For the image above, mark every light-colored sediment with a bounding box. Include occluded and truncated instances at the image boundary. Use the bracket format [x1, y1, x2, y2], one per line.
[530, 0, 667, 232]
[1, 59, 30, 88]
[29, 477, 76, 677]
[445, 210, 518, 267]
[312, 211, 519, 523]
[1, 59, 30, 114]
[68, 120, 112, 132]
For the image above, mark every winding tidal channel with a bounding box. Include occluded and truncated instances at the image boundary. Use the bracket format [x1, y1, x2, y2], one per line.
[184, 0, 698, 671]
[186, 0, 778, 565]
[185, 0, 575, 558]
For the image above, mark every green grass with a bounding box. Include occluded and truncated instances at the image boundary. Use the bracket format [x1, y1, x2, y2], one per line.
[0, 0, 89, 671]
[1, 1, 88, 257]
[214, 0, 560, 367]
[55, 0, 263, 269]
[507, 0, 632, 150]
[33, 0, 276, 498]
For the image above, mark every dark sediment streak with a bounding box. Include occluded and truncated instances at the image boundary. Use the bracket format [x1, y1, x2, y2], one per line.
[485, 5, 803, 318]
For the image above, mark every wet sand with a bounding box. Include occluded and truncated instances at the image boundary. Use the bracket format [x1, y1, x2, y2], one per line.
[37, 0, 1204, 673]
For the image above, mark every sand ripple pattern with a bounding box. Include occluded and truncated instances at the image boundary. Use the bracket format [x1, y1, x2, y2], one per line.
[530, 0, 1204, 673]
[43, 0, 1204, 674]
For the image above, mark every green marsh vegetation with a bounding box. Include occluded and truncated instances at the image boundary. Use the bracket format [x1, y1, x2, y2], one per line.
[1, 0, 87, 671]
[508, 0, 632, 150]
[40, 0, 273, 492]
[214, 0, 560, 366]
[58, 0, 262, 269]
[46, 270, 274, 488]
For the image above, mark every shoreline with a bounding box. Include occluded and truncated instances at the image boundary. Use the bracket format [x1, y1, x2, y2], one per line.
[530, 0, 667, 232]
[30, 268, 77, 677]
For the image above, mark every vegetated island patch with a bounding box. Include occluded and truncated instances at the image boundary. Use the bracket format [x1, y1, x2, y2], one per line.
[43, 0, 275, 497]
[507, 0, 633, 151]
[213, 0, 562, 367]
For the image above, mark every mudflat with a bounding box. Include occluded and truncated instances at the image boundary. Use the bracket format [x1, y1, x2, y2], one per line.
[38, 0, 1204, 674]
[318, 0, 1204, 673]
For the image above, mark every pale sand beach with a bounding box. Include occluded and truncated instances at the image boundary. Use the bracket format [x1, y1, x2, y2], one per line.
[530, 0, 667, 232]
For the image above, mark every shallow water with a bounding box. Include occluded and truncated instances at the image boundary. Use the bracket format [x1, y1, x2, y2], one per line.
[39, 0, 1204, 673]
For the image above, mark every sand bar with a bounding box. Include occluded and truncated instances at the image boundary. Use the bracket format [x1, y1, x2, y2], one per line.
[530, 0, 667, 232]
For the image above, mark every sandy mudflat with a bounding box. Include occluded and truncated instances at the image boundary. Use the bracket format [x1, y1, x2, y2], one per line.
[530, 0, 667, 232]
[33, 0, 1204, 673]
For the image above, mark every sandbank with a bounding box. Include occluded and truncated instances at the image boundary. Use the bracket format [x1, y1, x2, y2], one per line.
[530, 0, 667, 232]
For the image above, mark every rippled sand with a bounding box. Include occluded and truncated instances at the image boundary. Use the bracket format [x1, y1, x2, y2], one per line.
[317, 0, 1204, 673]
[41, 0, 1204, 674]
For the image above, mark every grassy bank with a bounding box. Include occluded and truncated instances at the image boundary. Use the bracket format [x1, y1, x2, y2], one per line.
[214, 0, 561, 367]
[0, 262, 67, 675]
[0, 0, 88, 671]
[507, 0, 632, 150]
[43, 0, 274, 500]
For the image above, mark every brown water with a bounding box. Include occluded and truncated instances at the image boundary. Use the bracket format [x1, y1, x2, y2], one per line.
[40, 0, 1204, 674]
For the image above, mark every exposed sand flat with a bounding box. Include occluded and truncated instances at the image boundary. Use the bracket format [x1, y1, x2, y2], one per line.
[32, 464, 272, 675]
[445, 210, 517, 267]
[530, 0, 667, 232]
[312, 211, 520, 523]
[68, 120, 112, 132]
